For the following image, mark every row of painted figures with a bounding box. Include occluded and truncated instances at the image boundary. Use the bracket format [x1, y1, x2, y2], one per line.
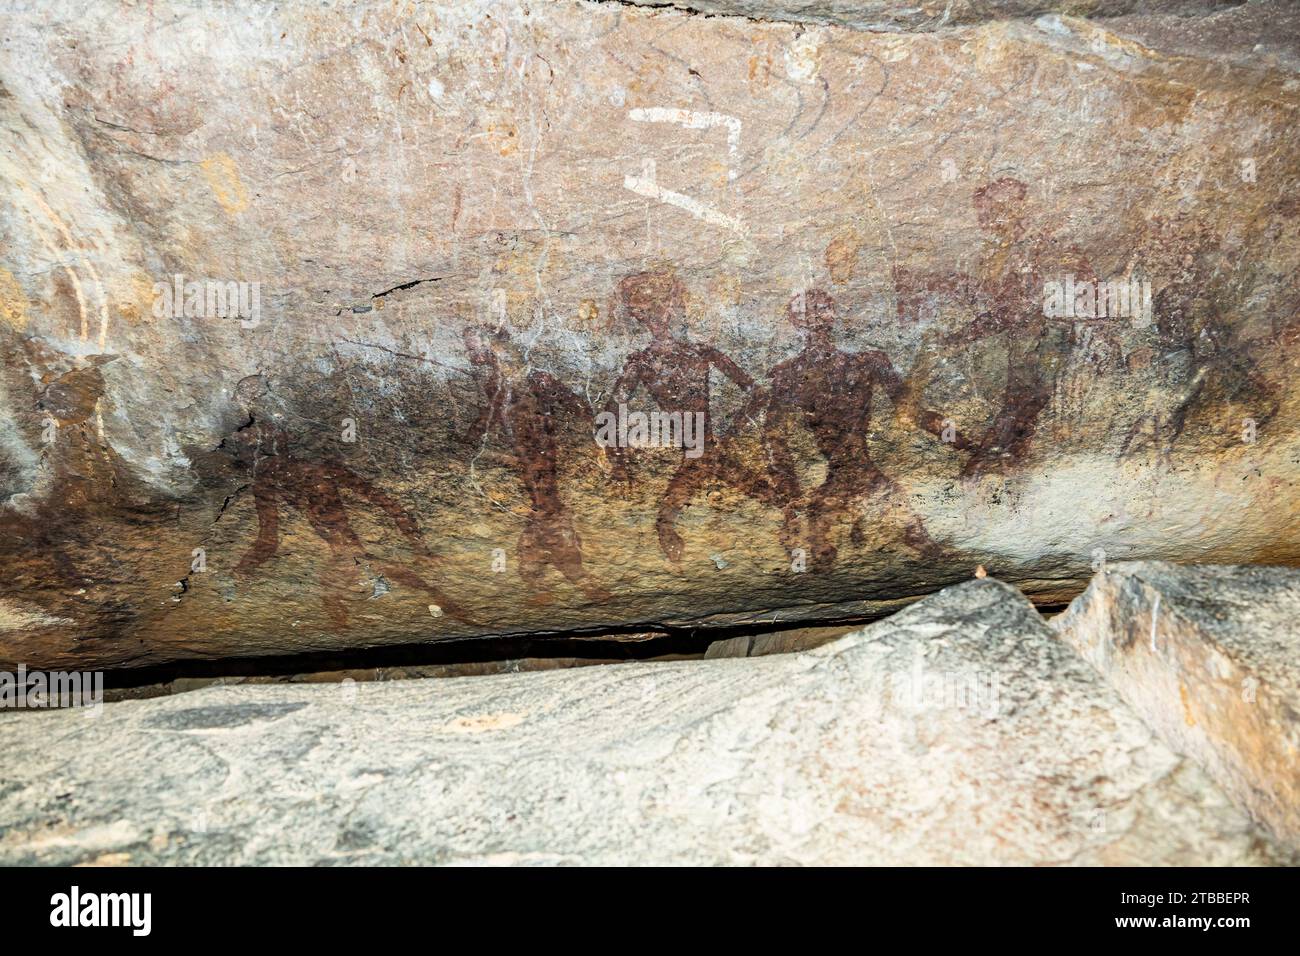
[19, 179, 1282, 626]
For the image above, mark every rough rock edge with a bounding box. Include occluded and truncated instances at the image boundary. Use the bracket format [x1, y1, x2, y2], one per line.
[1052, 561, 1300, 848]
[594, 0, 1248, 34]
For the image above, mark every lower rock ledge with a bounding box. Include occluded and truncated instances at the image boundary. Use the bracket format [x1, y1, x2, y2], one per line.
[0, 577, 1290, 865]
[1053, 561, 1300, 850]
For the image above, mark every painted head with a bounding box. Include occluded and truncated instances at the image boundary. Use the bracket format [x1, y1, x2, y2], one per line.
[40, 361, 111, 425]
[787, 288, 836, 339]
[233, 373, 271, 412]
[226, 375, 287, 464]
[617, 269, 686, 338]
[463, 324, 524, 375]
[973, 177, 1028, 239]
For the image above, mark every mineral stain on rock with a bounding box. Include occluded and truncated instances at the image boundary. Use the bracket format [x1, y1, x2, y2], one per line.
[143, 701, 308, 731]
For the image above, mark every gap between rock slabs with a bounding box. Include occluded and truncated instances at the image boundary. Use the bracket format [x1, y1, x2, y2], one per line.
[77, 583, 1074, 703]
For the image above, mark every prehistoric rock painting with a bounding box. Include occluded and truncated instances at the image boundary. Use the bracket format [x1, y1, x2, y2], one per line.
[226, 380, 467, 628]
[894, 178, 1096, 475]
[1120, 215, 1281, 458]
[462, 326, 611, 603]
[762, 290, 964, 571]
[605, 269, 780, 563]
[21, 340, 145, 510]
[0, 341, 150, 593]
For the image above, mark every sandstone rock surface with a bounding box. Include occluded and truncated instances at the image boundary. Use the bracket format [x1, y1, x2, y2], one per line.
[2, 0, 1299, 667]
[0, 578, 1288, 865]
[1054, 561, 1300, 847]
[616, 1, 1255, 34]
[705, 621, 855, 656]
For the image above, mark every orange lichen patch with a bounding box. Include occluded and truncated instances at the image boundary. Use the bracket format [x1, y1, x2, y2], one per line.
[706, 160, 729, 189]
[0, 267, 29, 330]
[746, 36, 778, 91]
[485, 118, 518, 156]
[442, 712, 525, 734]
[112, 271, 160, 325]
[710, 273, 742, 308]
[825, 231, 862, 285]
[199, 153, 251, 214]
[576, 298, 599, 327]
[1180, 683, 1198, 728]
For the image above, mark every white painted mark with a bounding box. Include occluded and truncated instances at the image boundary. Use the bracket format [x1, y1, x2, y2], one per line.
[624, 108, 745, 235]
[623, 170, 745, 235]
[628, 107, 742, 178]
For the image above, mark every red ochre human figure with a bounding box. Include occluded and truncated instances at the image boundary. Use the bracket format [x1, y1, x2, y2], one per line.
[894, 177, 1096, 476]
[762, 289, 966, 572]
[462, 325, 611, 604]
[1, 343, 149, 590]
[229, 404, 468, 629]
[605, 269, 779, 564]
[1120, 215, 1280, 459]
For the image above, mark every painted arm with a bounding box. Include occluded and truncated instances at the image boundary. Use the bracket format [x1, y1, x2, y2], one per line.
[538, 371, 592, 423]
[703, 346, 764, 437]
[236, 483, 280, 572]
[601, 357, 645, 479]
[873, 353, 971, 450]
[603, 353, 644, 416]
[760, 385, 802, 502]
[463, 369, 501, 446]
[702, 346, 755, 391]
[330, 464, 422, 542]
[893, 265, 975, 323]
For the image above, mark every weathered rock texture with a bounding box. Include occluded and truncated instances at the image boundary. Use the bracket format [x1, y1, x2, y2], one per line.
[1054, 562, 1300, 847]
[0, 578, 1289, 865]
[617, 1, 1255, 35]
[705, 621, 855, 656]
[2, 0, 1300, 667]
